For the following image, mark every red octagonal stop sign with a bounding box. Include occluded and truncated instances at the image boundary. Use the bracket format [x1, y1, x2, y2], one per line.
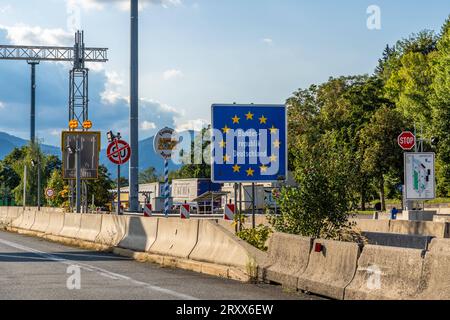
[398, 131, 416, 150]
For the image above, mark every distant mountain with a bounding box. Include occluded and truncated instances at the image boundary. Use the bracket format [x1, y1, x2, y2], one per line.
[0, 131, 194, 179]
[0, 132, 60, 159]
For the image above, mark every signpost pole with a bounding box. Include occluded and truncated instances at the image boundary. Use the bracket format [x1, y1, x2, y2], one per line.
[164, 159, 169, 217]
[234, 183, 238, 233]
[252, 182, 256, 229]
[117, 164, 121, 215]
[239, 183, 243, 231]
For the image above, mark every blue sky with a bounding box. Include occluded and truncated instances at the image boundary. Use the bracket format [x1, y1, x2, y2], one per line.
[0, 0, 448, 147]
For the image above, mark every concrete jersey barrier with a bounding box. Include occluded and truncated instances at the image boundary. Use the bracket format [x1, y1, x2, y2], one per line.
[30, 211, 51, 233]
[262, 233, 312, 288]
[362, 232, 433, 250]
[149, 218, 199, 259]
[8, 207, 23, 225]
[77, 214, 102, 242]
[351, 219, 390, 233]
[418, 239, 450, 299]
[59, 213, 82, 238]
[0, 207, 8, 223]
[11, 211, 24, 228]
[118, 216, 158, 252]
[297, 239, 360, 300]
[45, 212, 65, 236]
[96, 214, 126, 246]
[345, 245, 425, 300]
[19, 210, 36, 230]
[189, 220, 264, 269]
[389, 220, 449, 238]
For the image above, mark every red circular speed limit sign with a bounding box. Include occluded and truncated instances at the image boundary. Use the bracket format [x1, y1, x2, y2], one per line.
[107, 140, 132, 165]
[45, 188, 55, 199]
[398, 131, 416, 150]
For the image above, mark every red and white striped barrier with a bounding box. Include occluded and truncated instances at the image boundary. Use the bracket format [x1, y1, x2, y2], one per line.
[224, 203, 235, 221]
[180, 204, 190, 219]
[144, 204, 152, 217]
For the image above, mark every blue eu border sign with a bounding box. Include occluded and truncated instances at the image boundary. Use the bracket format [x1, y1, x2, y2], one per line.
[211, 104, 287, 183]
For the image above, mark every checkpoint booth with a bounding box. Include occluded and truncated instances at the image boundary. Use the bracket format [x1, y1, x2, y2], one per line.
[192, 191, 230, 215]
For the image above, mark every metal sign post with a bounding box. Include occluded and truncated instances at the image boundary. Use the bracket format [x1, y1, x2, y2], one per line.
[164, 159, 170, 216]
[117, 164, 121, 215]
[153, 127, 182, 217]
[106, 131, 131, 215]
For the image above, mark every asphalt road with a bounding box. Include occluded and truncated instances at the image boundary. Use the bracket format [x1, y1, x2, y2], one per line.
[0, 230, 321, 300]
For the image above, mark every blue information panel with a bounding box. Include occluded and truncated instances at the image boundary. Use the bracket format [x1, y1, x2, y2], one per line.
[211, 104, 287, 183]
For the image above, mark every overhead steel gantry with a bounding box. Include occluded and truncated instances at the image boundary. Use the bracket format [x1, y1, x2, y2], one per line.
[0, 31, 108, 214]
[0, 31, 108, 142]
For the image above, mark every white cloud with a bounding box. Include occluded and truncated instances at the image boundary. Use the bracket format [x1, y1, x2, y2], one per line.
[101, 71, 125, 104]
[262, 38, 273, 45]
[68, 0, 182, 12]
[176, 118, 209, 132]
[163, 69, 184, 80]
[0, 24, 72, 46]
[0, 101, 5, 109]
[140, 121, 157, 131]
[0, 5, 12, 14]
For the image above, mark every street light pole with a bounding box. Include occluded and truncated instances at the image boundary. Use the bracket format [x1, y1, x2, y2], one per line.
[129, 0, 139, 212]
[75, 137, 81, 213]
[37, 155, 41, 211]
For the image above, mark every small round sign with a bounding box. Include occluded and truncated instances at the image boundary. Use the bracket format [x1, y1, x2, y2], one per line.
[107, 139, 132, 165]
[153, 127, 181, 160]
[45, 188, 55, 199]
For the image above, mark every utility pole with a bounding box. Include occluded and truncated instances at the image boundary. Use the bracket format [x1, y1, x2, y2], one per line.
[129, 0, 140, 212]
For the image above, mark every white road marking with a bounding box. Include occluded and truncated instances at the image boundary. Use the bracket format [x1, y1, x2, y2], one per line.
[0, 237, 198, 300]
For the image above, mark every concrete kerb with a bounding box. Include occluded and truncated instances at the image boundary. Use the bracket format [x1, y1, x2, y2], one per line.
[418, 238, 450, 299]
[76, 214, 102, 242]
[189, 220, 266, 277]
[261, 233, 312, 289]
[297, 239, 360, 300]
[96, 214, 126, 246]
[148, 218, 199, 259]
[344, 245, 425, 300]
[118, 216, 158, 252]
[58, 213, 81, 238]
[30, 211, 51, 233]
